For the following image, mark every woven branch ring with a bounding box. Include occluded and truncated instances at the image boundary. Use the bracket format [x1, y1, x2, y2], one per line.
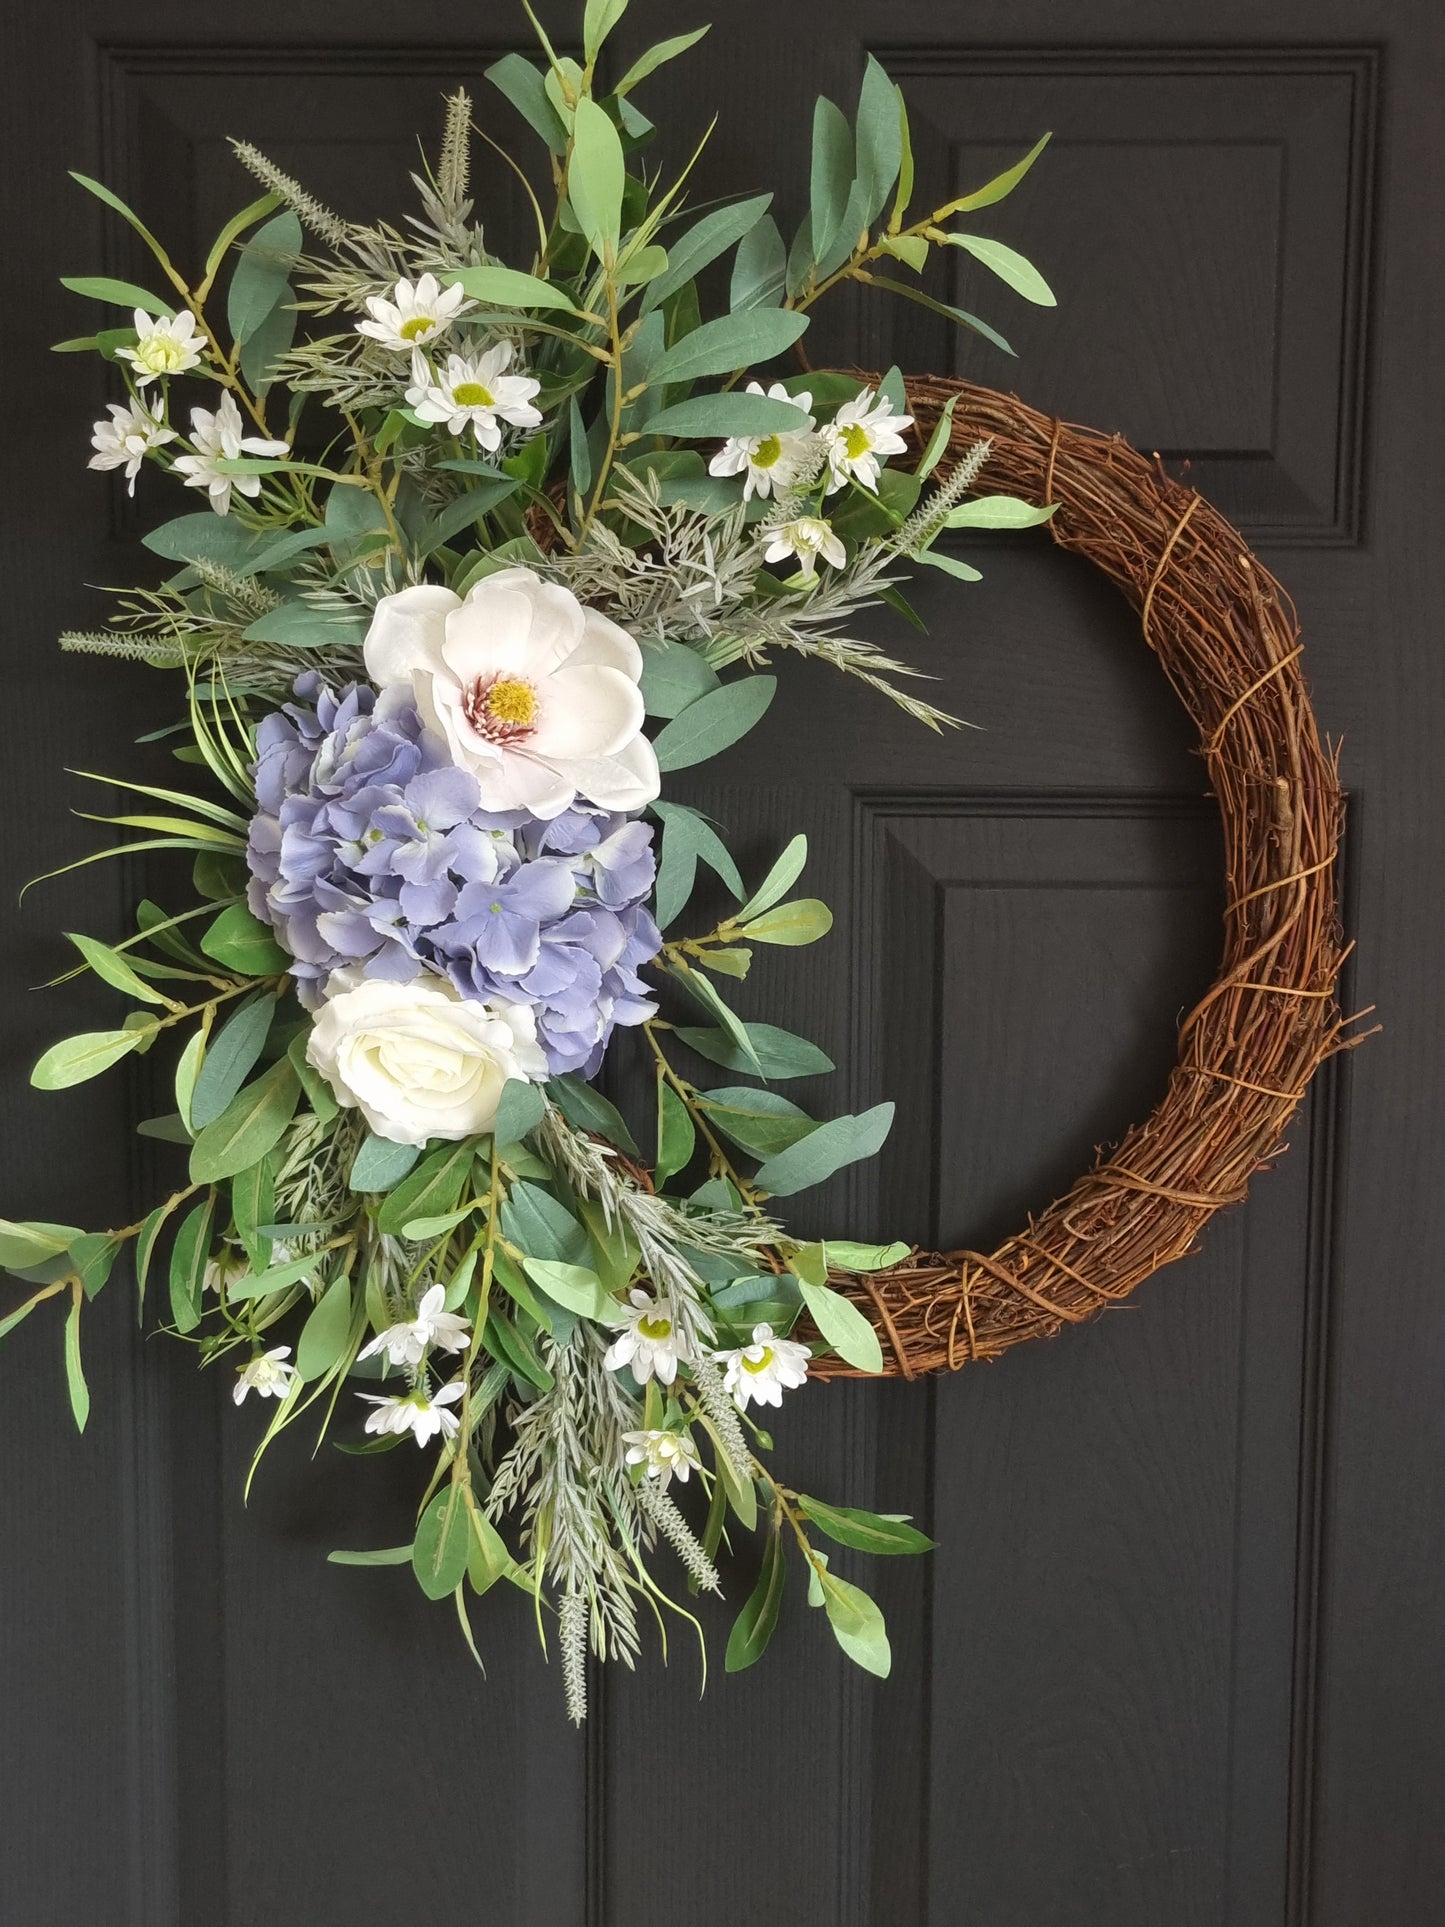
[811, 374, 1350, 1380]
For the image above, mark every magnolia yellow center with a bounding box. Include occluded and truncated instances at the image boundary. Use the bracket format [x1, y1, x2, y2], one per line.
[399, 315, 435, 341]
[742, 1348, 775, 1375]
[842, 422, 872, 460]
[753, 434, 782, 468]
[485, 677, 538, 727]
[452, 381, 496, 408]
[638, 1315, 673, 1342]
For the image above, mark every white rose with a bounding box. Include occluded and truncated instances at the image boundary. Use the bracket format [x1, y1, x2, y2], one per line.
[306, 974, 547, 1148]
[362, 565, 660, 819]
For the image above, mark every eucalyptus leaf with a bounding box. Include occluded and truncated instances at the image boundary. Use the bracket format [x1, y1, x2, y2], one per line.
[493, 1078, 547, 1146]
[638, 642, 721, 719]
[641, 193, 772, 313]
[943, 232, 1056, 306]
[698, 1087, 818, 1159]
[651, 677, 776, 772]
[729, 213, 787, 311]
[521, 1256, 614, 1321]
[451, 264, 578, 312]
[168, 1197, 214, 1335]
[825, 1239, 911, 1272]
[349, 1133, 421, 1194]
[199, 903, 290, 976]
[486, 52, 569, 153]
[569, 96, 625, 261]
[241, 600, 370, 649]
[674, 1021, 833, 1080]
[188, 1058, 301, 1185]
[798, 1279, 885, 1375]
[754, 1103, 894, 1198]
[654, 1080, 696, 1186]
[227, 211, 301, 346]
[376, 1139, 477, 1238]
[547, 1074, 640, 1157]
[646, 309, 809, 389]
[501, 1181, 589, 1268]
[61, 275, 172, 317]
[809, 96, 854, 265]
[66, 932, 168, 1006]
[189, 996, 274, 1129]
[854, 55, 904, 226]
[943, 493, 1057, 530]
[644, 393, 812, 441]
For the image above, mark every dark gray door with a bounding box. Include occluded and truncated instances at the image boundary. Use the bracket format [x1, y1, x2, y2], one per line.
[3, 4, 1440, 1923]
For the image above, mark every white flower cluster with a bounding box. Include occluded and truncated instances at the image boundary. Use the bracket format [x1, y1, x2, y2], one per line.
[604, 1289, 812, 1413]
[708, 379, 914, 580]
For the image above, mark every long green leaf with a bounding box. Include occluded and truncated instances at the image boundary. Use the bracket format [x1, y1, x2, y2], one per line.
[943, 232, 1056, 306]
[646, 309, 809, 388]
[189, 996, 274, 1128]
[614, 25, 710, 97]
[31, 1027, 148, 1091]
[568, 96, 625, 261]
[798, 1494, 934, 1556]
[942, 132, 1052, 215]
[798, 1279, 884, 1375]
[651, 677, 776, 772]
[754, 1103, 894, 1198]
[725, 1526, 786, 1671]
[451, 264, 578, 312]
[60, 275, 172, 317]
[188, 1058, 301, 1184]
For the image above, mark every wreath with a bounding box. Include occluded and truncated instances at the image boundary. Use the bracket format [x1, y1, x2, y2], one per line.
[0, 6, 1349, 1721]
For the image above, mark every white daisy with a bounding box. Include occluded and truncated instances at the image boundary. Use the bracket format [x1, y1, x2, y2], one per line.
[821, 386, 913, 494]
[87, 397, 176, 493]
[233, 1345, 297, 1406]
[172, 392, 289, 516]
[603, 1289, 690, 1387]
[707, 381, 817, 500]
[356, 272, 472, 353]
[406, 342, 542, 450]
[358, 1379, 466, 1447]
[763, 515, 846, 579]
[358, 1283, 471, 1370]
[715, 1322, 811, 1411]
[116, 308, 208, 385]
[623, 1427, 703, 1489]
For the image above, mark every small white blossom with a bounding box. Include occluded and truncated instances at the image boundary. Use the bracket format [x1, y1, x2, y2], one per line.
[821, 386, 913, 493]
[623, 1427, 703, 1489]
[763, 515, 846, 579]
[233, 1346, 297, 1406]
[715, 1323, 811, 1411]
[358, 1283, 471, 1369]
[358, 1379, 466, 1447]
[172, 392, 289, 516]
[356, 271, 471, 352]
[116, 308, 208, 385]
[88, 397, 176, 493]
[604, 1289, 690, 1387]
[406, 342, 542, 449]
[707, 381, 816, 500]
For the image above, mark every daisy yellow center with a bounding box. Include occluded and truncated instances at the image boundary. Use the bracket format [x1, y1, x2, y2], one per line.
[742, 1348, 775, 1374]
[452, 380, 495, 408]
[841, 422, 872, 460]
[399, 315, 435, 341]
[753, 434, 782, 468]
[638, 1314, 673, 1342]
[137, 336, 187, 373]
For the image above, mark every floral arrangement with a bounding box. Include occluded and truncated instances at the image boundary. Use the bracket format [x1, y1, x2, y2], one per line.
[1, 3, 1054, 1720]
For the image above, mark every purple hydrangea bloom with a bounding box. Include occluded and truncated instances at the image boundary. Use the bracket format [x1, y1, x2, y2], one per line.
[247, 676, 661, 1076]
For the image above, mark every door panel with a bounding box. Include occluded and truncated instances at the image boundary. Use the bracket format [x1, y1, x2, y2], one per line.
[3, 4, 1440, 1924]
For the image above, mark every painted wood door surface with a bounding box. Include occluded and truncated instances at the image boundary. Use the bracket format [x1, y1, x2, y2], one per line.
[2, 3, 1440, 1922]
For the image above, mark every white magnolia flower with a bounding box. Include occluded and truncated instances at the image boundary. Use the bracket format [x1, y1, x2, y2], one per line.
[707, 381, 816, 500]
[233, 1346, 297, 1406]
[763, 515, 846, 579]
[356, 272, 471, 352]
[359, 1282, 471, 1369]
[88, 397, 176, 493]
[821, 386, 914, 494]
[623, 1427, 703, 1489]
[116, 308, 208, 385]
[172, 392, 288, 516]
[716, 1322, 811, 1411]
[307, 971, 547, 1148]
[604, 1290, 690, 1387]
[364, 565, 660, 818]
[359, 1379, 466, 1447]
[406, 341, 542, 450]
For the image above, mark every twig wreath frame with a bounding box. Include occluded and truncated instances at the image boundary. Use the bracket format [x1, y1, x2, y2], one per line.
[816, 373, 1353, 1379]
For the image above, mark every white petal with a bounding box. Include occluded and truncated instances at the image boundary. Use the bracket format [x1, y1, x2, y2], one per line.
[546, 732, 660, 812]
[364, 585, 459, 686]
[566, 606, 644, 679]
[530, 663, 643, 760]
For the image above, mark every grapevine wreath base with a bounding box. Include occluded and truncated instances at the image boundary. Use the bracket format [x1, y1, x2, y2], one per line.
[813, 374, 1354, 1379]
